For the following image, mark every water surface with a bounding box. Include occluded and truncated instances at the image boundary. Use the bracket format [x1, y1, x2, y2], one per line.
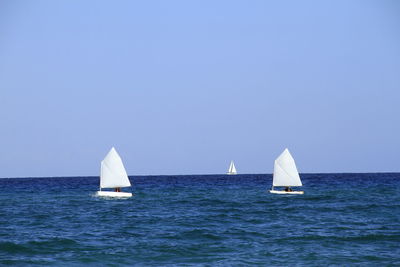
[0, 173, 399, 265]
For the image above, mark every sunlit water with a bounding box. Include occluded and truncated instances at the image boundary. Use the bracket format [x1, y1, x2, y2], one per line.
[0, 173, 399, 266]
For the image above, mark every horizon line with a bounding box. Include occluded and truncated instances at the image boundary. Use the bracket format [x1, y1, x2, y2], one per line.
[1, 171, 399, 179]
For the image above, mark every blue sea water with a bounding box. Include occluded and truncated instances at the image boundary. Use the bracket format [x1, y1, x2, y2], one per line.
[0, 173, 399, 266]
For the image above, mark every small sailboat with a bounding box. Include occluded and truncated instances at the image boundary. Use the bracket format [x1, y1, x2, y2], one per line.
[227, 160, 237, 175]
[269, 148, 304, 194]
[96, 147, 132, 197]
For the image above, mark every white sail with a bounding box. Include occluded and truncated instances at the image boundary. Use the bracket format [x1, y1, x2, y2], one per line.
[227, 161, 237, 174]
[100, 147, 131, 188]
[272, 148, 302, 187]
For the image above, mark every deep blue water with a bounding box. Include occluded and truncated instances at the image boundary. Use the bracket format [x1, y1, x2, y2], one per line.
[0, 173, 399, 266]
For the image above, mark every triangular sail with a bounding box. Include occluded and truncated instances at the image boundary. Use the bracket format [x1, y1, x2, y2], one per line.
[272, 149, 302, 187]
[227, 161, 237, 174]
[100, 147, 131, 188]
[231, 161, 237, 173]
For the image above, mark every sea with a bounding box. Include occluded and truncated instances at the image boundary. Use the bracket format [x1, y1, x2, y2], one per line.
[0, 173, 399, 266]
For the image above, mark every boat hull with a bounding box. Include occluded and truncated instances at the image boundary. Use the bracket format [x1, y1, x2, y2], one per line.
[269, 190, 304, 195]
[96, 191, 132, 197]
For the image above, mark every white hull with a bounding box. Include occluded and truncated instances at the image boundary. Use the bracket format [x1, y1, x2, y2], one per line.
[226, 173, 237, 175]
[96, 191, 132, 197]
[269, 190, 304, 195]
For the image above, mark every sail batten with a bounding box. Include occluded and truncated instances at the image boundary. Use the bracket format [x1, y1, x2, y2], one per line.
[272, 149, 302, 187]
[100, 147, 131, 188]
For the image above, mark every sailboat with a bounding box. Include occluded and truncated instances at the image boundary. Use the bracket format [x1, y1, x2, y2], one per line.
[96, 147, 133, 197]
[227, 160, 237, 175]
[269, 148, 304, 194]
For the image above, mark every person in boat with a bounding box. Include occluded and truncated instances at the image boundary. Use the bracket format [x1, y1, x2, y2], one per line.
[284, 187, 293, 192]
[115, 187, 121, 192]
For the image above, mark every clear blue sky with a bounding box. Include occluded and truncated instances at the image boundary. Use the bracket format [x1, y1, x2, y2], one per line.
[0, 0, 399, 177]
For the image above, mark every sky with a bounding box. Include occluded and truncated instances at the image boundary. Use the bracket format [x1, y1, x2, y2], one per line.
[0, 0, 399, 177]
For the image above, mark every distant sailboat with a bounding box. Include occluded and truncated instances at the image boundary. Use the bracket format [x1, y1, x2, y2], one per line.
[227, 160, 237, 175]
[269, 148, 304, 194]
[96, 147, 132, 197]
